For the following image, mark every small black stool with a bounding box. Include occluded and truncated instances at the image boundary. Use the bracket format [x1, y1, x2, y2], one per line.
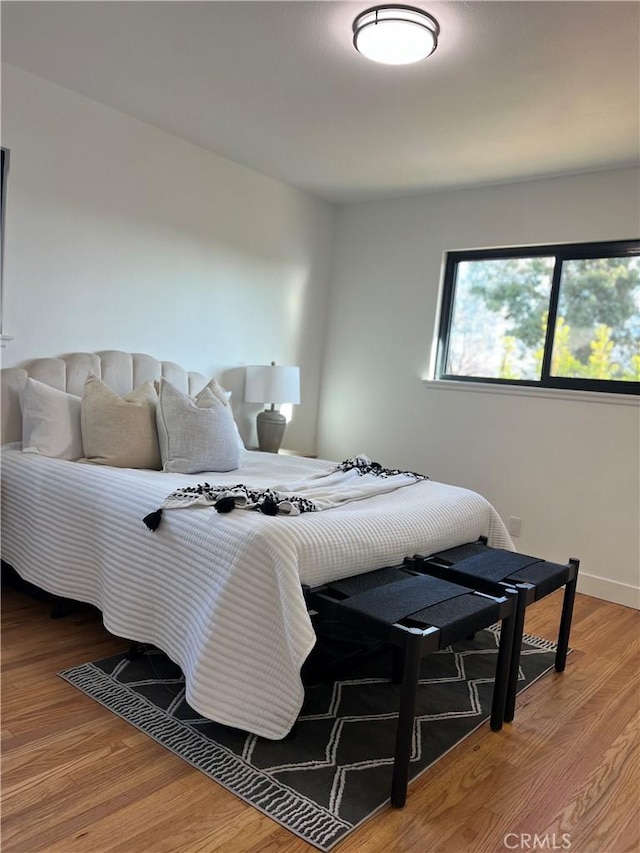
[304, 566, 517, 807]
[405, 539, 579, 723]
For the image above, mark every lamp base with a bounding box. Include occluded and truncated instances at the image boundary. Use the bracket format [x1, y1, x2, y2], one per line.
[256, 409, 287, 453]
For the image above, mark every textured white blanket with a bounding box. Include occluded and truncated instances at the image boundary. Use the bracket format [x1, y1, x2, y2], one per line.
[1, 447, 513, 738]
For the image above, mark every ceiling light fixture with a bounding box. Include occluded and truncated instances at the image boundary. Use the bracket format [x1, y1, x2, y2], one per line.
[352, 5, 439, 65]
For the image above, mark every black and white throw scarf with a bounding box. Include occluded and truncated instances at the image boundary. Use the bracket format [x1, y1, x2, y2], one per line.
[335, 455, 428, 479]
[143, 455, 428, 530]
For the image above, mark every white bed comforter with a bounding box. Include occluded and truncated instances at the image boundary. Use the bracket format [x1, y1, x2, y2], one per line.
[1, 447, 513, 738]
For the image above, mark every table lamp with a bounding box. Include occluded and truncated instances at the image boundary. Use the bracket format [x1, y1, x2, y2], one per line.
[244, 362, 301, 453]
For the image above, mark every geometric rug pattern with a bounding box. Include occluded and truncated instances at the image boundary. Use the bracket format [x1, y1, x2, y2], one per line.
[59, 628, 558, 851]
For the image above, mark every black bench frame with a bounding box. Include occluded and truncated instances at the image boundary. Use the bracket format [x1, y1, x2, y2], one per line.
[304, 568, 517, 807]
[406, 538, 579, 722]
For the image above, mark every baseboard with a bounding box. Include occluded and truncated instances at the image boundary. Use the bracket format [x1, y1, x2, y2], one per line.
[577, 571, 640, 610]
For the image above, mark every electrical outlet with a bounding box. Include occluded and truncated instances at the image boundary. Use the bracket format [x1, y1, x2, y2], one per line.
[508, 516, 522, 537]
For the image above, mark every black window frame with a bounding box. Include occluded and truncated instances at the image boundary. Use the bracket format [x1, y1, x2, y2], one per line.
[436, 239, 640, 396]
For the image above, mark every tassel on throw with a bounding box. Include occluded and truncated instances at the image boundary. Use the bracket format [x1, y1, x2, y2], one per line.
[215, 496, 236, 514]
[143, 508, 163, 531]
[260, 498, 280, 516]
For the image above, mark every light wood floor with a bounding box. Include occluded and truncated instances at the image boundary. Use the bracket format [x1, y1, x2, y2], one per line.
[2, 584, 639, 853]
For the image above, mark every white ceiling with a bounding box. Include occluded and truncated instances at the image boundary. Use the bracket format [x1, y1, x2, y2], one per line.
[2, 1, 639, 203]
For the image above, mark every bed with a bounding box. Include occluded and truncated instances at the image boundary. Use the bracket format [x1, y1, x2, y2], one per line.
[1, 350, 513, 739]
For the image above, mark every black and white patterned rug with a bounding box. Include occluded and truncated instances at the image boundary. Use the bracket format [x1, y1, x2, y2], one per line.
[59, 627, 558, 851]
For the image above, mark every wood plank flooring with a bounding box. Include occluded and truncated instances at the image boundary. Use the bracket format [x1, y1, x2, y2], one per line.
[2, 585, 638, 853]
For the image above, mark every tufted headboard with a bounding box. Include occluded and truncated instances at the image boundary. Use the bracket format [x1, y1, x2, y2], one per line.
[1, 350, 208, 445]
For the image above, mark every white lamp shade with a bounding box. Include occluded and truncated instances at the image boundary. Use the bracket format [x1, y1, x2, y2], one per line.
[245, 364, 300, 406]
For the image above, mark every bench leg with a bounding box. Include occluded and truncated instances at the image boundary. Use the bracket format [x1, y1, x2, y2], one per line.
[490, 590, 517, 731]
[390, 635, 422, 808]
[555, 562, 578, 672]
[391, 646, 404, 685]
[504, 586, 528, 723]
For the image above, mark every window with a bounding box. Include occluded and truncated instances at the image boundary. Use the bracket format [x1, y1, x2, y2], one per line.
[436, 240, 640, 395]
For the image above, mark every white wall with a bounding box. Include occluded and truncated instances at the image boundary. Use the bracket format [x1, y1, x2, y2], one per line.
[0, 65, 335, 452]
[319, 169, 640, 607]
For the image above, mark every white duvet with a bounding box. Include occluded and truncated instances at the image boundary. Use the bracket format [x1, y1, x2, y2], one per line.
[1, 446, 513, 738]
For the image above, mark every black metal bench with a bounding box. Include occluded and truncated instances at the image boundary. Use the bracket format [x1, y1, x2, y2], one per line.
[405, 538, 579, 722]
[304, 565, 517, 807]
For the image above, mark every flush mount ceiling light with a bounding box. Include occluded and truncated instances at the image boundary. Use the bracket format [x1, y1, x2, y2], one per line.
[353, 5, 439, 65]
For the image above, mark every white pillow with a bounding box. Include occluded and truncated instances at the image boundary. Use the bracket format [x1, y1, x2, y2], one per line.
[157, 376, 245, 449]
[81, 374, 161, 469]
[203, 376, 232, 406]
[20, 377, 83, 460]
[200, 377, 245, 450]
[156, 378, 241, 474]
